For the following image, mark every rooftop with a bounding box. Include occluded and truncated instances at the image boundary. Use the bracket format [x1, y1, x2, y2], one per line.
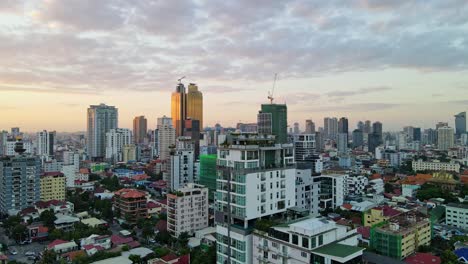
[447, 203, 468, 209]
[311, 242, 364, 258]
[114, 188, 146, 199]
[405, 253, 441, 264]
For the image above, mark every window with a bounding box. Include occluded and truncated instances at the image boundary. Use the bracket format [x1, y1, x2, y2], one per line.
[292, 234, 298, 245]
[302, 237, 309, 248]
[301, 252, 307, 258]
[318, 235, 323, 246]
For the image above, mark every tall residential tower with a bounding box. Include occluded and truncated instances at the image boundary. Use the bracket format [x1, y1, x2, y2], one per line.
[87, 104, 118, 160]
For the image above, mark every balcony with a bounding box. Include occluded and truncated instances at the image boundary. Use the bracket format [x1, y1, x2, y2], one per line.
[261, 186, 266, 192]
[256, 244, 269, 251]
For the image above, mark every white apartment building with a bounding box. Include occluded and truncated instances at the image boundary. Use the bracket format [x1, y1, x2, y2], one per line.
[437, 126, 454, 151]
[294, 134, 316, 162]
[295, 168, 320, 216]
[167, 183, 209, 237]
[216, 133, 296, 264]
[368, 178, 384, 195]
[347, 176, 368, 196]
[157, 116, 176, 161]
[105, 128, 133, 163]
[36, 130, 54, 157]
[316, 174, 348, 209]
[170, 137, 195, 190]
[252, 217, 364, 264]
[63, 151, 80, 172]
[445, 203, 468, 230]
[5, 140, 32, 156]
[412, 159, 460, 173]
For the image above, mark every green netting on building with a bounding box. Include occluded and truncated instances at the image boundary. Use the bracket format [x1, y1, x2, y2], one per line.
[199, 154, 217, 201]
[370, 221, 402, 260]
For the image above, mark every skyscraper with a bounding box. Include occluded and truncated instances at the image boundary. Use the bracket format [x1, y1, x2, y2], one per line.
[352, 129, 364, 148]
[338, 117, 349, 134]
[105, 128, 133, 163]
[133, 116, 147, 144]
[157, 116, 176, 161]
[36, 130, 55, 157]
[305, 119, 315, 134]
[257, 104, 288, 144]
[364, 120, 372, 134]
[413, 127, 421, 142]
[293, 122, 300, 134]
[372, 121, 383, 144]
[87, 104, 118, 160]
[436, 122, 448, 130]
[437, 126, 454, 150]
[183, 118, 201, 159]
[186, 83, 203, 131]
[0, 138, 41, 215]
[324, 117, 338, 140]
[357, 121, 365, 131]
[455, 112, 467, 137]
[171, 82, 187, 137]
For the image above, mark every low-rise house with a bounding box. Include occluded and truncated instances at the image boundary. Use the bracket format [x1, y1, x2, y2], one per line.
[147, 254, 190, 264]
[54, 214, 80, 232]
[48, 239, 79, 254]
[27, 223, 48, 241]
[81, 217, 107, 228]
[61, 250, 86, 263]
[80, 234, 111, 250]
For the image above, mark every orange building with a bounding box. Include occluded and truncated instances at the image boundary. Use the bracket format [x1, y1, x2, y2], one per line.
[400, 174, 432, 185]
[113, 189, 148, 224]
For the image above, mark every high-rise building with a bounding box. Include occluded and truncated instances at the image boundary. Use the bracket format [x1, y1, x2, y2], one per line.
[40, 172, 66, 202]
[199, 154, 217, 201]
[403, 126, 415, 141]
[437, 126, 454, 150]
[315, 173, 347, 209]
[105, 128, 133, 163]
[293, 122, 300, 134]
[413, 127, 421, 142]
[352, 129, 364, 148]
[215, 133, 296, 264]
[11, 127, 21, 138]
[113, 188, 148, 225]
[236, 123, 258, 133]
[337, 133, 348, 154]
[315, 131, 324, 152]
[423, 128, 437, 145]
[357, 121, 365, 131]
[338, 117, 349, 134]
[372, 121, 383, 143]
[364, 120, 372, 134]
[436, 122, 448, 130]
[294, 134, 316, 162]
[305, 119, 315, 134]
[295, 168, 320, 216]
[36, 130, 55, 157]
[171, 82, 187, 137]
[0, 130, 7, 156]
[455, 112, 467, 137]
[183, 118, 201, 159]
[0, 139, 41, 215]
[170, 137, 195, 190]
[157, 116, 176, 161]
[167, 183, 208, 237]
[186, 83, 203, 131]
[368, 133, 381, 153]
[257, 104, 288, 144]
[87, 104, 118, 160]
[324, 117, 338, 140]
[133, 116, 147, 144]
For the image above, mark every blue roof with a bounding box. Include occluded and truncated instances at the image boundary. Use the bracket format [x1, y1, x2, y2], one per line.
[455, 248, 468, 261]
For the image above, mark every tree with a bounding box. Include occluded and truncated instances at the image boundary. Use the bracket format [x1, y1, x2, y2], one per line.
[4, 215, 21, 235]
[142, 221, 155, 241]
[384, 183, 394, 193]
[12, 224, 27, 242]
[40, 210, 57, 229]
[129, 254, 142, 264]
[441, 250, 459, 264]
[39, 250, 57, 264]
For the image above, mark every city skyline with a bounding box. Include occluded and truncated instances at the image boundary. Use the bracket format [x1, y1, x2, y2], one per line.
[1, 1, 468, 131]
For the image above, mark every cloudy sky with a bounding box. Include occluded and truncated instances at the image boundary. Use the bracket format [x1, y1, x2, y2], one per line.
[0, 0, 467, 132]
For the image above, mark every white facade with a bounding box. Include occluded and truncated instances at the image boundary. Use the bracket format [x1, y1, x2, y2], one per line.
[412, 159, 460, 172]
[87, 104, 118, 159]
[368, 178, 384, 195]
[437, 126, 454, 151]
[294, 134, 316, 162]
[62, 164, 77, 187]
[337, 133, 348, 154]
[157, 116, 176, 161]
[295, 169, 320, 216]
[105, 128, 133, 163]
[63, 151, 80, 172]
[167, 183, 209, 237]
[347, 176, 368, 196]
[36, 130, 54, 157]
[170, 138, 195, 190]
[43, 159, 63, 172]
[252, 217, 363, 264]
[5, 140, 32, 156]
[317, 174, 347, 209]
[445, 203, 468, 230]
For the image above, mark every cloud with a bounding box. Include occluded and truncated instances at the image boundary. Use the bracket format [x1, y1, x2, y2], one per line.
[327, 86, 392, 98]
[302, 103, 401, 112]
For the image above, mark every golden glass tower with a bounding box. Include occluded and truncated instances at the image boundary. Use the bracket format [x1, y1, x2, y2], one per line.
[171, 83, 186, 137]
[186, 83, 203, 131]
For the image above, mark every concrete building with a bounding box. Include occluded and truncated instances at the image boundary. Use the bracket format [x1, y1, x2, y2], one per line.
[40, 172, 66, 201]
[105, 128, 133, 163]
[257, 104, 288, 144]
[294, 134, 316, 162]
[370, 212, 431, 260]
[170, 137, 195, 190]
[157, 116, 176, 161]
[455, 112, 467, 137]
[445, 203, 468, 230]
[347, 176, 368, 196]
[337, 133, 348, 154]
[113, 188, 148, 225]
[295, 168, 320, 216]
[87, 104, 118, 160]
[437, 126, 454, 150]
[412, 159, 460, 172]
[133, 116, 147, 144]
[0, 139, 41, 215]
[199, 154, 217, 201]
[36, 130, 55, 157]
[315, 174, 347, 209]
[252, 217, 364, 264]
[352, 129, 364, 148]
[215, 133, 296, 264]
[5, 140, 32, 156]
[122, 145, 137, 163]
[324, 117, 338, 140]
[305, 120, 315, 134]
[167, 183, 208, 237]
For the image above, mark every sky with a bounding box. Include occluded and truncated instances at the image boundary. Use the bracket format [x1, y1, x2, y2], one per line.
[0, 0, 467, 132]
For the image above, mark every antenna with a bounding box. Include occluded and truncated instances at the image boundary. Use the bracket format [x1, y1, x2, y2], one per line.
[178, 76, 186, 83]
[268, 73, 278, 104]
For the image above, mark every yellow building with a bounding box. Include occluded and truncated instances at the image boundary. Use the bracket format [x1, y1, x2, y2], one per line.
[186, 83, 203, 131]
[171, 83, 187, 137]
[122, 145, 137, 163]
[370, 212, 431, 260]
[40, 172, 66, 201]
[364, 206, 401, 227]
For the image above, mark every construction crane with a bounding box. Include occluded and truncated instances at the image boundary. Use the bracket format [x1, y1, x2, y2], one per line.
[178, 76, 186, 83]
[268, 73, 278, 104]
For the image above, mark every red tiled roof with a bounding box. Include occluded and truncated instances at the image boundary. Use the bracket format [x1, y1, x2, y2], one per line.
[175, 254, 190, 264]
[161, 253, 179, 262]
[48, 239, 69, 249]
[132, 174, 149, 181]
[62, 250, 85, 261]
[79, 168, 90, 174]
[111, 235, 133, 246]
[357, 226, 371, 239]
[341, 204, 353, 210]
[38, 226, 49, 233]
[147, 201, 160, 209]
[20, 207, 38, 215]
[127, 241, 141, 248]
[114, 188, 146, 199]
[405, 253, 441, 264]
